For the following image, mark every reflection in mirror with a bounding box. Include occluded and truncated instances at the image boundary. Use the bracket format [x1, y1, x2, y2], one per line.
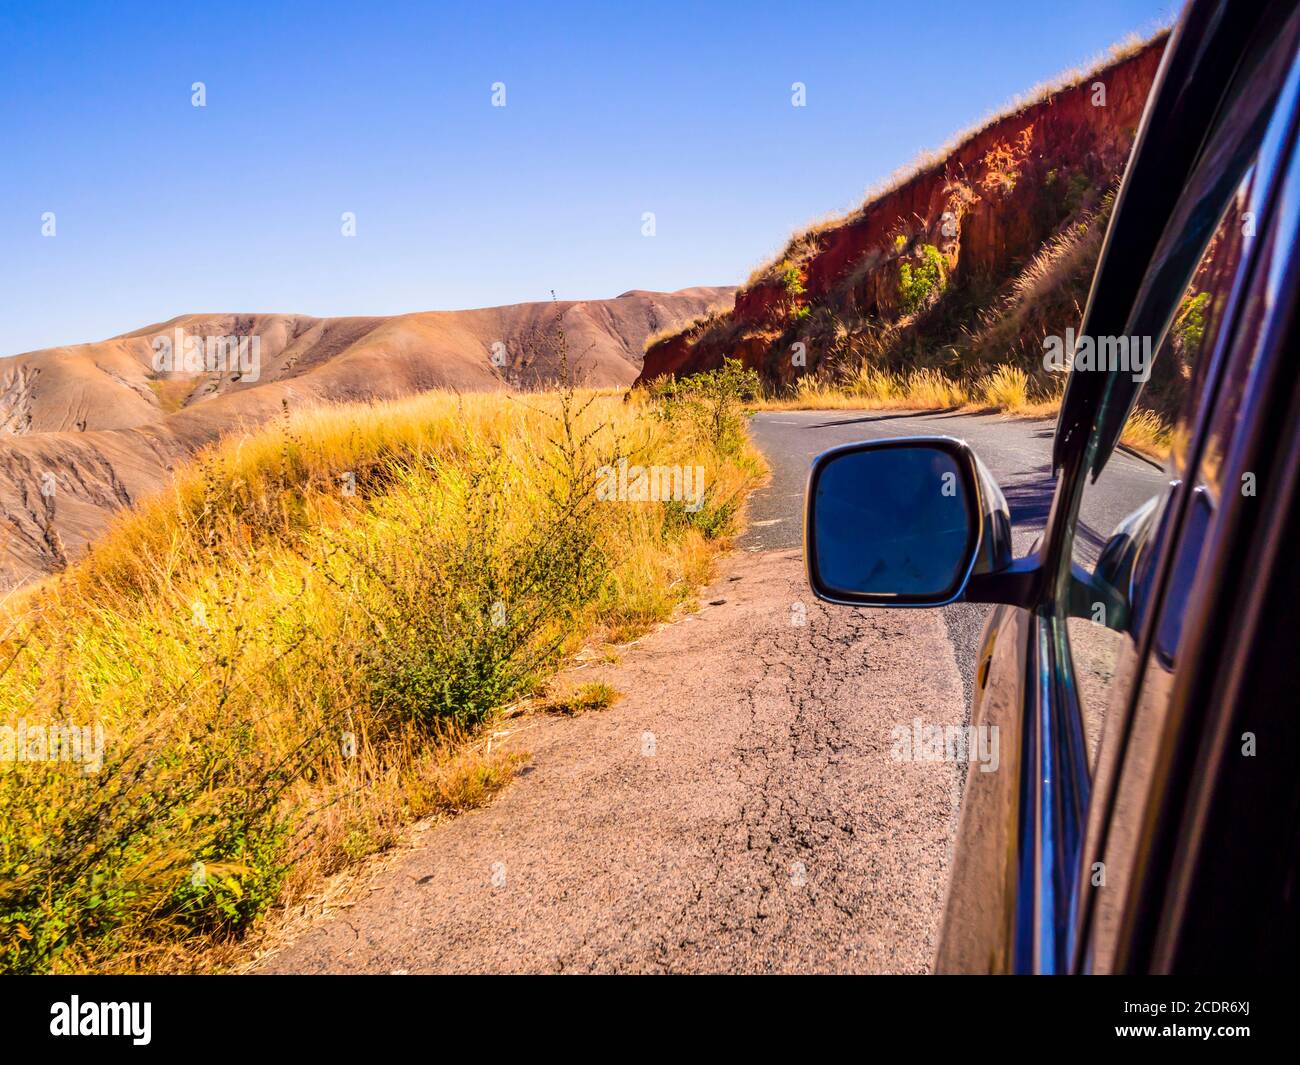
[812, 445, 975, 602]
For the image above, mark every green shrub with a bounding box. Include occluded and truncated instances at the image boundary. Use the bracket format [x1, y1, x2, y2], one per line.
[897, 244, 947, 315]
[1065, 171, 1093, 215]
[661, 484, 741, 541]
[649, 357, 761, 457]
[1173, 290, 1210, 356]
[779, 261, 806, 297]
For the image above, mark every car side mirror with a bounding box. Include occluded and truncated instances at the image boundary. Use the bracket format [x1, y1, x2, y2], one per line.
[805, 437, 1028, 608]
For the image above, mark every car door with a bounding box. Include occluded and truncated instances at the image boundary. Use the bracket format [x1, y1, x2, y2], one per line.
[1075, 17, 1300, 974]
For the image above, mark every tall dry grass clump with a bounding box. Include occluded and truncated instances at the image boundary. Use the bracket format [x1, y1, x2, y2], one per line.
[763, 363, 971, 412]
[977, 366, 1031, 410]
[1117, 406, 1174, 456]
[0, 365, 763, 973]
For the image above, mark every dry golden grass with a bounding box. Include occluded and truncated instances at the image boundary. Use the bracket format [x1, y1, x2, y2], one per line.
[1117, 407, 1174, 457]
[1008, 217, 1104, 310]
[761, 365, 970, 412]
[0, 384, 764, 973]
[977, 366, 1031, 409]
[537, 681, 621, 716]
[643, 296, 737, 351]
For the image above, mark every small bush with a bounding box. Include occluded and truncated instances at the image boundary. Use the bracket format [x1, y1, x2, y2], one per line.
[648, 357, 761, 457]
[662, 485, 741, 541]
[779, 261, 806, 297]
[1172, 290, 1210, 355]
[897, 244, 947, 316]
[1064, 170, 1093, 215]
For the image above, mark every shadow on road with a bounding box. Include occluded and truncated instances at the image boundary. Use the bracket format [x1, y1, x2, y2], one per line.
[808, 407, 960, 429]
[1000, 465, 1056, 534]
[1002, 464, 1112, 558]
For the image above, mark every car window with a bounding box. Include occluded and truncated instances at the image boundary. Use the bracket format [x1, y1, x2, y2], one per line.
[1083, 3, 1300, 477]
[1066, 189, 1253, 764]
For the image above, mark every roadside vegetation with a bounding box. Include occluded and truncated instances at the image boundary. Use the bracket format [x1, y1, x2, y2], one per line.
[753, 362, 1171, 459]
[0, 361, 764, 974]
[538, 681, 621, 716]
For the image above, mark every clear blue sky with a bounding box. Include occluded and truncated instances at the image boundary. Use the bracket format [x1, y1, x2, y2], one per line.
[0, 0, 1177, 355]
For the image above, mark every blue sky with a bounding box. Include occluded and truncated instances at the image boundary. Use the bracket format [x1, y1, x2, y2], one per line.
[0, 0, 1177, 354]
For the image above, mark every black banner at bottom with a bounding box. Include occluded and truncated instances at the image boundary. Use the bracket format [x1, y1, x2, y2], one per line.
[0, 975, 1279, 1052]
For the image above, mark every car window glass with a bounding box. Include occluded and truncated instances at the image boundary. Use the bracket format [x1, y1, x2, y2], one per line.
[1060, 0, 1300, 772]
[1078, 7, 1300, 973]
[1067, 168, 1259, 767]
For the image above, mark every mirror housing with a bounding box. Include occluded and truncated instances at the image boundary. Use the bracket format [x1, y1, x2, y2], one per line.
[805, 436, 1034, 609]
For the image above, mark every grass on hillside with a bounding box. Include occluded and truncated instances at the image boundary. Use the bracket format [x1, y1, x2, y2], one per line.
[658, 182, 1175, 464]
[730, 190, 1173, 460]
[0, 365, 764, 974]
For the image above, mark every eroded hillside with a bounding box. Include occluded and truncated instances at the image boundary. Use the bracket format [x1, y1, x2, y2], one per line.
[637, 36, 1168, 394]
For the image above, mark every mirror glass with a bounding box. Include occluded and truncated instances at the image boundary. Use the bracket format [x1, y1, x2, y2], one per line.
[812, 445, 975, 601]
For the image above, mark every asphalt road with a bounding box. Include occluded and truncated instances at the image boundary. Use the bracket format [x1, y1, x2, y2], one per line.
[253, 410, 1165, 974]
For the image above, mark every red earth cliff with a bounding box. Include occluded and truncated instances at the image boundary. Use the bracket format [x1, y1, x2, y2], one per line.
[637, 36, 1167, 389]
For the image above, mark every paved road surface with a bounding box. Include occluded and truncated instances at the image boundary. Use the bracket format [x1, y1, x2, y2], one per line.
[254, 411, 1164, 974]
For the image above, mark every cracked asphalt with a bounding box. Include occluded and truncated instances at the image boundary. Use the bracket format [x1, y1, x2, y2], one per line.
[254, 410, 1161, 974]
